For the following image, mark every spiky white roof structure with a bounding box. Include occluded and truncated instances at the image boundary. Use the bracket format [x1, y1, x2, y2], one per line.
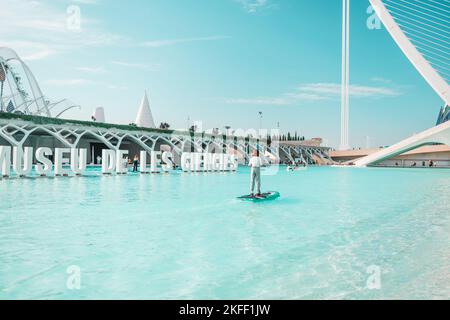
[135, 91, 155, 128]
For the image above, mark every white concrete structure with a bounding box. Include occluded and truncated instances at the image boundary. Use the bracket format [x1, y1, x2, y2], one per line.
[0, 115, 261, 164]
[0, 113, 333, 168]
[135, 91, 156, 128]
[340, 0, 350, 150]
[354, 119, 450, 167]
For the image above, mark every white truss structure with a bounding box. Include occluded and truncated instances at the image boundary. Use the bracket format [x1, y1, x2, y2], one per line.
[0, 117, 331, 166]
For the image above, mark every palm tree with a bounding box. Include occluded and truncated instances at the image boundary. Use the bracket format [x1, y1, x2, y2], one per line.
[189, 125, 197, 133]
[159, 122, 171, 129]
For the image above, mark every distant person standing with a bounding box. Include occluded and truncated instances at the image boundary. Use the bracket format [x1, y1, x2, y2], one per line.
[132, 155, 139, 172]
[249, 150, 262, 198]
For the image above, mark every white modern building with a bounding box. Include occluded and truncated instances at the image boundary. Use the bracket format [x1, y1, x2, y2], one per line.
[135, 91, 156, 128]
[92, 107, 106, 123]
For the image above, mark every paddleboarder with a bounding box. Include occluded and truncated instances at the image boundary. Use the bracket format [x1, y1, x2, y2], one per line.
[249, 150, 262, 198]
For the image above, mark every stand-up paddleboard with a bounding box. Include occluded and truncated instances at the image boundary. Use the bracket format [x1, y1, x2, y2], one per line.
[238, 191, 280, 202]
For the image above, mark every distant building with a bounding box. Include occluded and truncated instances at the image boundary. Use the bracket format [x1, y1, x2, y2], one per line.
[92, 107, 105, 123]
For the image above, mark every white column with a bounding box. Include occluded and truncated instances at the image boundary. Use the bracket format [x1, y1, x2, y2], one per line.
[340, 0, 350, 150]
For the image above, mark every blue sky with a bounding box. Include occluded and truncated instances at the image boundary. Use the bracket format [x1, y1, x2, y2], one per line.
[0, 0, 444, 148]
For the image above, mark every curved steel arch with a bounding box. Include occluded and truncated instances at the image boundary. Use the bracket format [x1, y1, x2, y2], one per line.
[370, 0, 450, 105]
[0, 47, 51, 116]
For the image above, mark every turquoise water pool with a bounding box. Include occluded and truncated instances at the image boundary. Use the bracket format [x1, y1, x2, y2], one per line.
[0, 166, 449, 299]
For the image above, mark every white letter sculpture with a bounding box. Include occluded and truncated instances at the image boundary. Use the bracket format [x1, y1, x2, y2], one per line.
[116, 150, 128, 174]
[181, 153, 192, 172]
[54, 148, 71, 176]
[35, 147, 53, 176]
[0, 146, 11, 177]
[212, 154, 222, 172]
[161, 151, 173, 172]
[13, 147, 33, 177]
[203, 153, 213, 172]
[140, 150, 149, 173]
[150, 151, 161, 173]
[71, 148, 87, 176]
[102, 149, 116, 174]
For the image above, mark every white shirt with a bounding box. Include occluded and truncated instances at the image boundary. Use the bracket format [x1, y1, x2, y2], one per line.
[249, 156, 263, 168]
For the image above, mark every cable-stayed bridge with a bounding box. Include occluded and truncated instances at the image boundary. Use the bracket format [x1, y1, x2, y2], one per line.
[355, 0, 450, 167]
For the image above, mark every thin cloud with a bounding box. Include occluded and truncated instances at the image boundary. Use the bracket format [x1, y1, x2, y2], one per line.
[44, 79, 94, 87]
[72, 0, 99, 4]
[223, 82, 402, 106]
[298, 83, 401, 97]
[76, 66, 106, 74]
[223, 97, 290, 105]
[371, 77, 393, 84]
[0, 0, 124, 61]
[1, 1, 226, 61]
[235, 0, 272, 13]
[285, 92, 330, 101]
[0, 40, 57, 61]
[44, 78, 127, 90]
[110, 60, 161, 70]
[141, 36, 230, 48]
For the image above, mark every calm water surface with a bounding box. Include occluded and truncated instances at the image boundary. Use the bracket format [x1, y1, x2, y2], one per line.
[0, 166, 449, 299]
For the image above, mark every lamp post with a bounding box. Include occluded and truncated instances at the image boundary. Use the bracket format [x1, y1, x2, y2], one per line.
[277, 121, 280, 140]
[258, 111, 263, 138]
